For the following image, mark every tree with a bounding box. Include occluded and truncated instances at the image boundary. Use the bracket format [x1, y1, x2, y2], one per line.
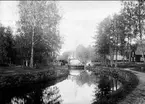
[86, 45, 96, 62]
[75, 45, 90, 64]
[58, 51, 71, 61]
[134, 0, 145, 62]
[94, 16, 115, 66]
[94, 0, 145, 66]
[0, 24, 15, 64]
[18, 1, 61, 67]
[121, 1, 137, 62]
[111, 13, 129, 66]
[121, 0, 145, 62]
[0, 25, 7, 64]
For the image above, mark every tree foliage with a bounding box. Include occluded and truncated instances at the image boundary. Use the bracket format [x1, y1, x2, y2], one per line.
[75, 45, 94, 64]
[0, 1, 62, 67]
[0, 24, 15, 64]
[94, 0, 145, 66]
[17, 1, 62, 67]
[57, 51, 71, 61]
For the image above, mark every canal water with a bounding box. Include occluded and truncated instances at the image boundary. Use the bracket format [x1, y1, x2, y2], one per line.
[0, 70, 122, 104]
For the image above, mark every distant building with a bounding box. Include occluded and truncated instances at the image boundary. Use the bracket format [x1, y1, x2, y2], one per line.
[69, 59, 82, 65]
[68, 52, 82, 65]
[131, 45, 145, 62]
[106, 54, 127, 61]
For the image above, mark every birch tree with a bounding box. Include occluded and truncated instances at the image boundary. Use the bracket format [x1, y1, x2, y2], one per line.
[18, 1, 61, 67]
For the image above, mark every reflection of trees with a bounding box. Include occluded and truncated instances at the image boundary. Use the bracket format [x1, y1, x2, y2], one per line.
[75, 71, 96, 86]
[98, 76, 112, 96]
[42, 86, 62, 104]
[11, 97, 25, 104]
[92, 75, 121, 104]
[9, 86, 62, 104]
[9, 84, 44, 104]
[0, 77, 66, 104]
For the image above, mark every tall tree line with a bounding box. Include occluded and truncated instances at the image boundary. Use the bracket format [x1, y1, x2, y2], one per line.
[94, 0, 145, 66]
[0, 1, 62, 67]
[0, 25, 15, 65]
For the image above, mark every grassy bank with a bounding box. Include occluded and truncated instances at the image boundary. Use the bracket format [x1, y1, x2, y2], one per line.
[92, 62, 145, 73]
[0, 65, 69, 89]
[117, 62, 145, 73]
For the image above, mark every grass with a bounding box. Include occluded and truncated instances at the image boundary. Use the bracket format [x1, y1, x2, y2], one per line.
[0, 65, 68, 74]
[93, 62, 145, 73]
[0, 65, 69, 89]
[117, 62, 145, 72]
[0, 66, 36, 75]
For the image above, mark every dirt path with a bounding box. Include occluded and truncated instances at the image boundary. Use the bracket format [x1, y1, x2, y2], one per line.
[118, 68, 145, 104]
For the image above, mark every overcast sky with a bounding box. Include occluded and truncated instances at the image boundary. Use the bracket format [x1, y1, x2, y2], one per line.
[0, 1, 122, 54]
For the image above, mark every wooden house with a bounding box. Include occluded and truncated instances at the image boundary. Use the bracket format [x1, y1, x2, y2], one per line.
[131, 45, 145, 62]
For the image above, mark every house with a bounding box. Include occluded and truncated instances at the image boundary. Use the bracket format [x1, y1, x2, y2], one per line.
[131, 45, 145, 62]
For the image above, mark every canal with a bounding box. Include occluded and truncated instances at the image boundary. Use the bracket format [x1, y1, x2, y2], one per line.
[0, 70, 122, 104]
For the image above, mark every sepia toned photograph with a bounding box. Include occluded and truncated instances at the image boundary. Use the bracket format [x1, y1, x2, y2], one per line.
[0, 0, 145, 104]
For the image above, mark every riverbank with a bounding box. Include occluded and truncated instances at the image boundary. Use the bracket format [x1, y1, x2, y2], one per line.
[0, 66, 69, 89]
[117, 62, 145, 72]
[118, 68, 145, 104]
[87, 66, 139, 104]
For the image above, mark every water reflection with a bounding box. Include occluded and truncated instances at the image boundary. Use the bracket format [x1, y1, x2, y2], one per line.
[98, 76, 112, 96]
[92, 75, 122, 104]
[70, 70, 96, 86]
[77, 71, 97, 86]
[56, 70, 96, 104]
[0, 77, 65, 104]
[10, 86, 62, 104]
[42, 86, 62, 104]
[11, 97, 25, 104]
[0, 70, 122, 104]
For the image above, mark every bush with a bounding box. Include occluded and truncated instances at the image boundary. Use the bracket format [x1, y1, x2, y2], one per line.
[0, 63, 9, 67]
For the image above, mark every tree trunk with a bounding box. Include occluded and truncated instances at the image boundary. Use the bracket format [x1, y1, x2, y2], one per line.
[115, 48, 117, 67]
[103, 55, 105, 66]
[110, 45, 114, 67]
[129, 50, 131, 62]
[140, 42, 145, 62]
[122, 50, 125, 64]
[30, 1, 36, 68]
[127, 35, 131, 62]
[30, 26, 34, 68]
[115, 34, 118, 67]
[26, 60, 28, 67]
[115, 80, 118, 90]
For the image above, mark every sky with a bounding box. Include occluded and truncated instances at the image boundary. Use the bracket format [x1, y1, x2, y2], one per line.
[58, 1, 122, 54]
[0, 1, 19, 33]
[0, 1, 122, 55]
